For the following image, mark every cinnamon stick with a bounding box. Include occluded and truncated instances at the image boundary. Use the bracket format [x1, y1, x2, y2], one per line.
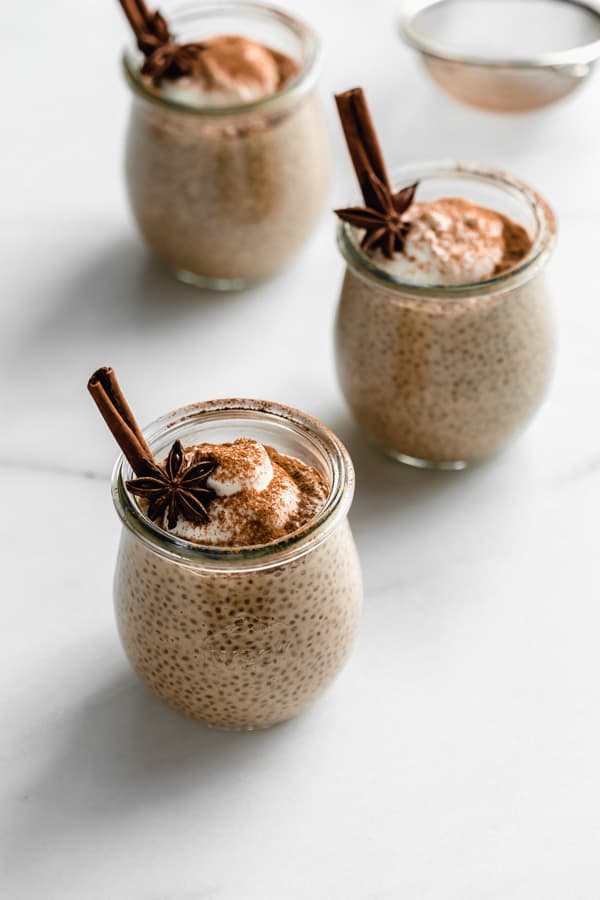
[117, 0, 171, 47]
[335, 88, 391, 212]
[117, 0, 152, 41]
[87, 367, 153, 475]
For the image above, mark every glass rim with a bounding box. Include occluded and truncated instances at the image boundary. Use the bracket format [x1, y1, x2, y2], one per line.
[400, 0, 600, 69]
[111, 398, 355, 572]
[336, 160, 557, 299]
[122, 0, 321, 117]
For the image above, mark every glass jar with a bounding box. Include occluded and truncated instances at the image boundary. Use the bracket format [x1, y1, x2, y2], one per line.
[335, 162, 557, 469]
[122, 2, 330, 290]
[111, 399, 362, 730]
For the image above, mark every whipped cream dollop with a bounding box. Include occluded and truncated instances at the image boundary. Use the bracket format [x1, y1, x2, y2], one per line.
[161, 437, 328, 547]
[159, 35, 299, 108]
[372, 198, 531, 286]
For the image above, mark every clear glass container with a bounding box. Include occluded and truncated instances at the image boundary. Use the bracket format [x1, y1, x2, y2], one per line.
[111, 399, 362, 730]
[122, 2, 330, 290]
[335, 162, 557, 469]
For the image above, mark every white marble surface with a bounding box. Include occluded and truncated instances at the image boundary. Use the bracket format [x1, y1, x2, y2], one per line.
[3, 1, 600, 897]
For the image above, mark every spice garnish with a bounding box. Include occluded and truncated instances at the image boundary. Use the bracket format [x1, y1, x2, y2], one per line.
[87, 367, 216, 527]
[88, 366, 153, 474]
[126, 440, 216, 529]
[117, 0, 204, 83]
[334, 88, 419, 259]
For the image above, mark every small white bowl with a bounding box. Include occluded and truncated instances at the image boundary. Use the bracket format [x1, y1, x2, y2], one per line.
[400, 0, 600, 112]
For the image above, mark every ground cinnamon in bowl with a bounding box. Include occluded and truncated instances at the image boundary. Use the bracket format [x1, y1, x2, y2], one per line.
[400, 0, 600, 112]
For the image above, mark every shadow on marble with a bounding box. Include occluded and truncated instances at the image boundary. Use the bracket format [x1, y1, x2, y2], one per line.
[322, 409, 505, 530]
[21, 236, 270, 351]
[8, 668, 299, 868]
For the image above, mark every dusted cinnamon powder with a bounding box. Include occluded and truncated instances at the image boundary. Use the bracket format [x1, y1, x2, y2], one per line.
[404, 197, 532, 280]
[142, 34, 300, 102]
[268, 446, 329, 534]
[499, 214, 533, 272]
[368, 196, 533, 286]
[195, 35, 299, 96]
[153, 438, 329, 548]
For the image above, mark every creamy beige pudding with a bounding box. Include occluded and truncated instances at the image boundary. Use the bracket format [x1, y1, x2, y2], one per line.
[121, 3, 330, 288]
[111, 400, 362, 730]
[335, 163, 557, 467]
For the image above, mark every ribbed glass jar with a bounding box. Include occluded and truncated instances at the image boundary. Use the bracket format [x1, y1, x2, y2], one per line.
[335, 162, 557, 468]
[123, 2, 330, 289]
[112, 399, 362, 729]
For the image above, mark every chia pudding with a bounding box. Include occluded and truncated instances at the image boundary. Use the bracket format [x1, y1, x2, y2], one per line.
[335, 163, 557, 467]
[111, 400, 362, 730]
[121, 3, 330, 288]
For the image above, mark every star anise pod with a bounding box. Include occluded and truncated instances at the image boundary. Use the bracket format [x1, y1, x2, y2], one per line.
[135, 8, 169, 50]
[140, 40, 205, 83]
[335, 177, 419, 260]
[135, 8, 204, 84]
[126, 440, 217, 530]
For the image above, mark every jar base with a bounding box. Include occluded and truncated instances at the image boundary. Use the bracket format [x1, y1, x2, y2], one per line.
[382, 447, 469, 471]
[201, 715, 294, 732]
[175, 268, 258, 292]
